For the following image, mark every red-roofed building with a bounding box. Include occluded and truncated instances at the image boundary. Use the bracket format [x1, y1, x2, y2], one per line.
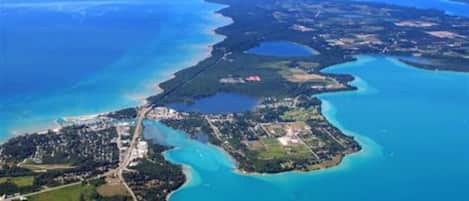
[245, 76, 261, 81]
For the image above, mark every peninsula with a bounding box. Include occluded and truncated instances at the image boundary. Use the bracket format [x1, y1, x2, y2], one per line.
[1, 0, 469, 200]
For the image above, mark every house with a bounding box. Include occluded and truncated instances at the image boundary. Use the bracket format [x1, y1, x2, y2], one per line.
[245, 75, 262, 81]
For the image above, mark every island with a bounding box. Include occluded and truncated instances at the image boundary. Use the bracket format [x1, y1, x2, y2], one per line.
[1, 0, 469, 200]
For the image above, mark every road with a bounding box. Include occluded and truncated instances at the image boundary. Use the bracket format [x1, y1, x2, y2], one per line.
[205, 116, 223, 140]
[5, 106, 153, 201]
[116, 106, 152, 201]
[4, 182, 81, 201]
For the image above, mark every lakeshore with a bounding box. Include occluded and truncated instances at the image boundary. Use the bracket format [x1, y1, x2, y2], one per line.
[1, 0, 469, 200]
[0, 0, 231, 139]
[148, 55, 469, 201]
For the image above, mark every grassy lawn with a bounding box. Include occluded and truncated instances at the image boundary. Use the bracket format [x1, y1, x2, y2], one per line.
[285, 144, 312, 159]
[302, 135, 321, 148]
[28, 184, 93, 201]
[20, 159, 74, 172]
[281, 107, 323, 122]
[256, 138, 287, 160]
[255, 138, 313, 160]
[96, 182, 129, 197]
[0, 176, 34, 187]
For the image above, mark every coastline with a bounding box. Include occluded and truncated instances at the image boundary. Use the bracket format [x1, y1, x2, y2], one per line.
[0, 0, 232, 142]
[146, 2, 236, 198]
[0, 0, 234, 199]
[2, 1, 387, 196]
[239, 57, 384, 177]
[139, 0, 363, 183]
[165, 164, 194, 201]
[2, 0, 469, 200]
[4, 0, 469, 139]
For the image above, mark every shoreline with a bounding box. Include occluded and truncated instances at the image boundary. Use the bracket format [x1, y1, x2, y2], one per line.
[2, 0, 469, 200]
[233, 57, 384, 177]
[0, 0, 232, 142]
[0, 0, 234, 199]
[157, 54, 385, 184]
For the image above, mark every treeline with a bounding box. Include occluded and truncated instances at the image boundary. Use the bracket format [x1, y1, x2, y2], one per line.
[125, 142, 185, 201]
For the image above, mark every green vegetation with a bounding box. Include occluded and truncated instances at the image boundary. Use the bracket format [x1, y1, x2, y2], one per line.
[163, 96, 360, 173]
[0, 126, 119, 165]
[96, 183, 130, 198]
[148, 0, 469, 107]
[256, 138, 287, 159]
[0, 165, 37, 195]
[20, 159, 74, 172]
[281, 107, 323, 122]
[155, 0, 469, 173]
[28, 180, 131, 201]
[255, 138, 312, 160]
[0, 176, 34, 187]
[0, 165, 34, 177]
[105, 108, 138, 120]
[29, 183, 93, 201]
[124, 142, 185, 201]
[149, 50, 351, 105]
[0, 125, 121, 196]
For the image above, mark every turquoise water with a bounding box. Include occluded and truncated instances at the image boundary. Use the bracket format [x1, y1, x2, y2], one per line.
[169, 92, 259, 114]
[2, 0, 469, 199]
[358, 0, 469, 17]
[145, 56, 469, 201]
[0, 0, 230, 138]
[245, 41, 318, 57]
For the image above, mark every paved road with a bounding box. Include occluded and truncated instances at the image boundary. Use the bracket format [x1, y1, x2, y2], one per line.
[5, 182, 82, 201]
[205, 116, 223, 140]
[116, 106, 152, 201]
[6, 106, 152, 201]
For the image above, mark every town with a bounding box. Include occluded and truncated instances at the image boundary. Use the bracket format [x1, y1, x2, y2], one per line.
[0, 106, 184, 201]
[2, 0, 469, 200]
[162, 95, 360, 173]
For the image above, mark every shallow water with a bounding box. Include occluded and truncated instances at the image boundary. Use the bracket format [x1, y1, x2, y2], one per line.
[0, 0, 230, 138]
[145, 55, 469, 201]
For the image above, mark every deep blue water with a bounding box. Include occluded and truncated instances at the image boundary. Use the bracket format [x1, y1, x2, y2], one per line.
[169, 92, 258, 114]
[0, 0, 230, 138]
[245, 41, 318, 57]
[145, 56, 469, 201]
[2, 0, 467, 138]
[1, 0, 468, 200]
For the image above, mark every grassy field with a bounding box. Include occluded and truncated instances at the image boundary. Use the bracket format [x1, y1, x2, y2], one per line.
[255, 138, 312, 160]
[96, 182, 129, 197]
[281, 107, 323, 122]
[257, 138, 287, 160]
[0, 176, 34, 187]
[28, 184, 93, 201]
[20, 159, 74, 172]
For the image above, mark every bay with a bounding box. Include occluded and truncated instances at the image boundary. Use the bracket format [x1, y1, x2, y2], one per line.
[146, 55, 469, 201]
